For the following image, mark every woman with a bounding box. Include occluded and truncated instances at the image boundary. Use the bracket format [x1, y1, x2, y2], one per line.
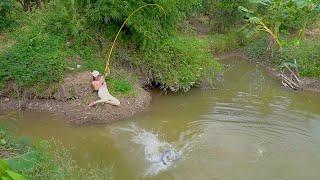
[88, 70, 120, 107]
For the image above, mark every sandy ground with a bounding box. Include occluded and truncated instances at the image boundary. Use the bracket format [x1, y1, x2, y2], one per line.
[0, 72, 152, 124]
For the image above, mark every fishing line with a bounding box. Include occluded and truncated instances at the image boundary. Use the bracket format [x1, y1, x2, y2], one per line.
[104, 4, 166, 76]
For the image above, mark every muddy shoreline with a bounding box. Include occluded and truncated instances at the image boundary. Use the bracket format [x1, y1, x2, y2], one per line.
[216, 51, 320, 93]
[0, 72, 152, 124]
[0, 89, 151, 125]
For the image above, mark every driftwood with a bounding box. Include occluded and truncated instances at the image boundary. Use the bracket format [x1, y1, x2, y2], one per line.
[280, 63, 301, 90]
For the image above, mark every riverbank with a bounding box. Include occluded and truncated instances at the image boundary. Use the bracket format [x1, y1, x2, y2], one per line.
[0, 71, 152, 124]
[0, 125, 112, 179]
[215, 51, 320, 93]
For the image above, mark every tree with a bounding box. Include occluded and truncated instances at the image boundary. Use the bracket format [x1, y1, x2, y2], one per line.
[239, 0, 319, 49]
[204, 0, 251, 33]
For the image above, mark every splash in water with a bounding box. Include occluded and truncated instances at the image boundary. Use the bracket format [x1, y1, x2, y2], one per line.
[113, 124, 198, 176]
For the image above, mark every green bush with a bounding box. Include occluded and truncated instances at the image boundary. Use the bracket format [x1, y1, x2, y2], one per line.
[209, 31, 249, 54]
[18, 140, 112, 180]
[84, 0, 204, 48]
[271, 38, 320, 78]
[0, 3, 69, 89]
[0, 0, 223, 93]
[136, 34, 222, 91]
[203, 0, 251, 33]
[243, 35, 269, 62]
[0, 0, 14, 32]
[83, 0, 223, 91]
[0, 0, 14, 31]
[0, 32, 66, 87]
[0, 0, 101, 91]
[0, 125, 112, 180]
[106, 70, 136, 96]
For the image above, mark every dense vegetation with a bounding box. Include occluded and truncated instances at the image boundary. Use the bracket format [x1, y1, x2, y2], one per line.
[0, 0, 218, 94]
[0, 0, 319, 179]
[1, 0, 319, 95]
[0, 124, 111, 179]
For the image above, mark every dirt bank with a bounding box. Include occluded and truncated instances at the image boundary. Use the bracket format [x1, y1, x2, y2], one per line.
[216, 51, 320, 93]
[0, 72, 152, 124]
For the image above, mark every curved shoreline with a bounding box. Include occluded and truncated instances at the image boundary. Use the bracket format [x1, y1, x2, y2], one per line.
[215, 51, 320, 94]
[0, 72, 152, 124]
[0, 87, 152, 124]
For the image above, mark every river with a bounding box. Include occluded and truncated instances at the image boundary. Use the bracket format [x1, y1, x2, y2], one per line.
[1, 58, 320, 179]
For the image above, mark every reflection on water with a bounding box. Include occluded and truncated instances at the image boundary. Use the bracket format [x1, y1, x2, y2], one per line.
[1, 58, 320, 179]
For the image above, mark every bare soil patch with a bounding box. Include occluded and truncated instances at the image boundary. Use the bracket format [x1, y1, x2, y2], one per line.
[0, 72, 152, 124]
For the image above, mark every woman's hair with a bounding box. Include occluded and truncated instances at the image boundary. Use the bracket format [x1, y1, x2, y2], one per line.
[93, 75, 101, 81]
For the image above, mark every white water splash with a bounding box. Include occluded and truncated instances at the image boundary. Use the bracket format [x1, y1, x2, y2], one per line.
[113, 124, 199, 177]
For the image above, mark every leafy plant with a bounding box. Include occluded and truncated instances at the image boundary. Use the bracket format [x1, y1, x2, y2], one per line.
[0, 124, 112, 180]
[137, 34, 222, 91]
[239, 0, 320, 49]
[209, 31, 249, 54]
[0, 0, 14, 31]
[203, 0, 251, 33]
[271, 37, 320, 78]
[0, 159, 25, 180]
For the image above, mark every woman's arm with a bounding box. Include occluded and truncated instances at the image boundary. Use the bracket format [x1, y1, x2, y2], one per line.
[100, 76, 106, 86]
[92, 81, 100, 91]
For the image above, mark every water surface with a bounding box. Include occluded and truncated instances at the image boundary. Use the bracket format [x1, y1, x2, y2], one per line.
[1, 58, 320, 179]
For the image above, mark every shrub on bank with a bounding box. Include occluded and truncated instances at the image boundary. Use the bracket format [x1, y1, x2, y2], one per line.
[0, 0, 222, 94]
[243, 35, 269, 62]
[0, 1, 107, 95]
[0, 0, 15, 31]
[271, 38, 320, 78]
[209, 31, 249, 54]
[136, 34, 222, 91]
[243, 34, 320, 79]
[0, 125, 112, 179]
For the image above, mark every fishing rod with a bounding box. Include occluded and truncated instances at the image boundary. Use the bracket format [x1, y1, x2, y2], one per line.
[104, 3, 166, 76]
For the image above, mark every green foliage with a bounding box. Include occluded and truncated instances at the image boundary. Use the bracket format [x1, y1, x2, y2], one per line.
[0, 125, 112, 180]
[209, 31, 249, 54]
[243, 35, 269, 62]
[271, 38, 320, 78]
[239, 0, 320, 48]
[203, 0, 251, 32]
[84, 0, 203, 49]
[83, 0, 222, 91]
[0, 0, 102, 93]
[0, 159, 25, 180]
[107, 72, 135, 97]
[0, 0, 14, 31]
[17, 0, 47, 12]
[0, 1, 71, 89]
[17, 140, 112, 180]
[137, 34, 222, 91]
[0, 33, 67, 87]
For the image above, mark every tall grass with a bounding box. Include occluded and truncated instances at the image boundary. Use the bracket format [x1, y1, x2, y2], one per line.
[0, 125, 112, 180]
[271, 38, 320, 78]
[209, 31, 249, 54]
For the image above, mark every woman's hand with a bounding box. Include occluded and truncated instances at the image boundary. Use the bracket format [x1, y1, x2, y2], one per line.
[92, 81, 100, 91]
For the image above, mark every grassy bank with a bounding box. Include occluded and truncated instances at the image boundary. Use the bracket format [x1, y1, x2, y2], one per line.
[244, 34, 320, 79]
[0, 124, 112, 179]
[0, 0, 224, 98]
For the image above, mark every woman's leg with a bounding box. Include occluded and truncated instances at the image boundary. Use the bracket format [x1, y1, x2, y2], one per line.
[88, 99, 109, 107]
[106, 94, 120, 106]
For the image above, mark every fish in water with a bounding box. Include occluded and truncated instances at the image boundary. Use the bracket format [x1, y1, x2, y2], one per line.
[160, 149, 181, 165]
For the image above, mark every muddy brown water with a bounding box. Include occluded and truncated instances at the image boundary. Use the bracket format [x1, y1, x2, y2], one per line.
[1, 58, 320, 179]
